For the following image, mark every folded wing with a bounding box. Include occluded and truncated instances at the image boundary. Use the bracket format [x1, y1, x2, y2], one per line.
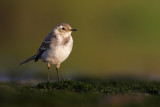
[34, 32, 55, 62]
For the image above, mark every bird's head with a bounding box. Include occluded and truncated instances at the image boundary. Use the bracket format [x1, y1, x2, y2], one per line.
[53, 23, 77, 37]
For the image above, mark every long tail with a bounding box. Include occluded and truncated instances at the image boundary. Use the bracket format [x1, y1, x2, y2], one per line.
[20, 55, 36, 65]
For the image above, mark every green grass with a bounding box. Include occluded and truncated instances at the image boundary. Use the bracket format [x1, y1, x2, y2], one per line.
[0, 78, 160, 107]
[37, 79, 160, 95]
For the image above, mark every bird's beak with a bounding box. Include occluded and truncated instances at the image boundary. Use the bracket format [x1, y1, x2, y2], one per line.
[71, 29, 77, 31]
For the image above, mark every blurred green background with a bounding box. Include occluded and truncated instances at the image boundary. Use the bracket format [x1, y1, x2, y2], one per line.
[0, 0, 160, 80]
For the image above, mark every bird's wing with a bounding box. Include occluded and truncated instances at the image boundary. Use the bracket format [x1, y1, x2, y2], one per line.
[35, 32, 55, 62]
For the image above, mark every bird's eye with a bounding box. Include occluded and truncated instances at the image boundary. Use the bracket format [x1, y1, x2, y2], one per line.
[62, 27, 65, 30]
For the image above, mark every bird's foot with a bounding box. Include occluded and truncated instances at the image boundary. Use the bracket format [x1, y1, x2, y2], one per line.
[47, 80, 50, 83]
[58, 78, 60, 83]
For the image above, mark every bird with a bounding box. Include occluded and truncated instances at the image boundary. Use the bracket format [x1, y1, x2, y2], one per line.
[20, 22, 77, 82]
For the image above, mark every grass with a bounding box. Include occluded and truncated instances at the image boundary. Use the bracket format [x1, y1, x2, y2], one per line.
[0, 78, 160, 107]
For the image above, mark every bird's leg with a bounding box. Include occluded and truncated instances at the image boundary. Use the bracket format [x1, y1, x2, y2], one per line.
[47, 63, 50, 82]
[56, 64, 60, 83]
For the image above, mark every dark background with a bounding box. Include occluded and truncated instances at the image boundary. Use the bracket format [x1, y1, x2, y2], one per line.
[0, 0, 160, 81]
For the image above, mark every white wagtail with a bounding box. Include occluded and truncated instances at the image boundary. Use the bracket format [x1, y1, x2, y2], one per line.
[20, 23, 77, 82]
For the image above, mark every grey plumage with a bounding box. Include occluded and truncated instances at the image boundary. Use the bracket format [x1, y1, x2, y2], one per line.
[20, 32, 54, 65]
[20, 55, 36, 65]
[34, 32, 54, 62]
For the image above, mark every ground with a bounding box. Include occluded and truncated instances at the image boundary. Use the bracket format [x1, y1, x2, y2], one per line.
[0, 77, 160, 107]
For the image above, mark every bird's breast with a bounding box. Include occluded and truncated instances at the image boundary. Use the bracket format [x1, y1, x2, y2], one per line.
[41, 36, 73, 65]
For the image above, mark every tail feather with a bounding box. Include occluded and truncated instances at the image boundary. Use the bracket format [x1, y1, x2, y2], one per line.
[20, 55, 36, 65]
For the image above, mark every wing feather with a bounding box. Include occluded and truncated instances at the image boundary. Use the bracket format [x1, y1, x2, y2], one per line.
[35, 32, 55, 62]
